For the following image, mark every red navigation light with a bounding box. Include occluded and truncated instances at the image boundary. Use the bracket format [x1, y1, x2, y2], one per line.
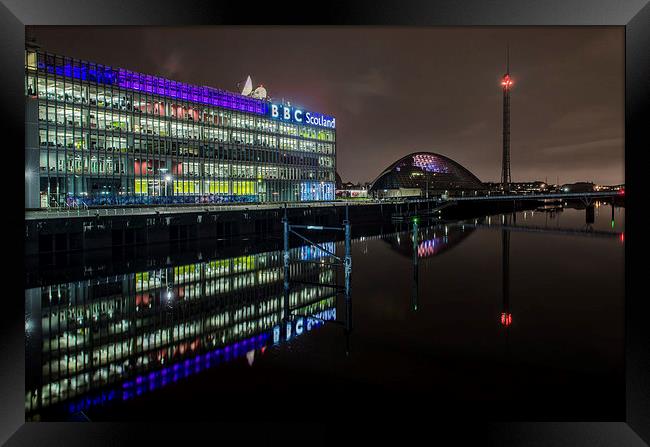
[500, 312, 512, 327]
[618, 188, 625, 196]
[620, 233, 625, 243]
[501, 75, 513, 88]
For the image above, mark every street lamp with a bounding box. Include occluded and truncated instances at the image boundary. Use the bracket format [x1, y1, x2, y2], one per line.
[158, 168, 169, 198]
[164, 174, 172, 197]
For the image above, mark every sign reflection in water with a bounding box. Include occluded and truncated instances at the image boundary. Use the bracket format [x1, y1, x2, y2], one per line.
[25, 205, 624, 421]
[24, 242, 338, 420]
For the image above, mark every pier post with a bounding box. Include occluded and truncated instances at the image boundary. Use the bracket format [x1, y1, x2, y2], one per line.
[586, 204, 595, 225]
[345, 303, 352, 356]
[282, 204, 290, 326]
[343, 205, 353, 348]
[344, 205, 352, 302]
[412, 217, 419, 311]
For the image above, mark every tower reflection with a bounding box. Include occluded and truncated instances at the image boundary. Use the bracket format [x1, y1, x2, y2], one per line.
[500, 228, 512, 329]
[499, 214, 514, 365]
[500, 213, 513, 331]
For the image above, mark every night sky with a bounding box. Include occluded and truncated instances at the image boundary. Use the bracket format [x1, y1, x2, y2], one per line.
[28, 26, 624, 185]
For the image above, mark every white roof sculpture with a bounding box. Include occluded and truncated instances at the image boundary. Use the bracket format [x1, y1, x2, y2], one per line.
[240, 75, 253, 96]
[251, 85, 267, 99]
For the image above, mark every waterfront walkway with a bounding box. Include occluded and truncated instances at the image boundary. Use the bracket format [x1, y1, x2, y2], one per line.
[25, 191, 622, 221]
[25, 200, 373, 220]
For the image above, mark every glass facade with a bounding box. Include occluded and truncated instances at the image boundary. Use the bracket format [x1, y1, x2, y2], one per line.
[25, 48, 336, 208]
[25, 242, 338, 419]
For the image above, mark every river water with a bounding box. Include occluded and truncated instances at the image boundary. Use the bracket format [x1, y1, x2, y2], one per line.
[25, 201, 625, 421]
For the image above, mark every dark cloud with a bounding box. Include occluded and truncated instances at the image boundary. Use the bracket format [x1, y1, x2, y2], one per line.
[27, 26, 624, 185]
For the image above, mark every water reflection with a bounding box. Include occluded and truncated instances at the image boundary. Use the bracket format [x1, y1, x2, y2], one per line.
[412, 220, 419, 312]
[25, 242, 345, 420]
[24, 203, 625, 421]
[501, 214, 513, 330]
[455, 204, 623, 240]
[386, 222, 476, 260]
[401, 215, 518, 330]
[387, 221, 476, 313]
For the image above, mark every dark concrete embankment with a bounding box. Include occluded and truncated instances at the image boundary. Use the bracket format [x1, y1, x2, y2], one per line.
[25, 199, 541, 256]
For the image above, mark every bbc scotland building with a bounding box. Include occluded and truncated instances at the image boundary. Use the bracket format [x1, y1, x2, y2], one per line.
[24, 46, 336, 208]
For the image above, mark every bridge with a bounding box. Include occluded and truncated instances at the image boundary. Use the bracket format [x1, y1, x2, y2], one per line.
[446, 190, 623, 203]
[388, 190, 623, 222]
[375, 190, 623, 206]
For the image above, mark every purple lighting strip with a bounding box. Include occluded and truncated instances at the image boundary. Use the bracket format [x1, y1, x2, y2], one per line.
[66, 332, 270, 415]
[417, 237, 448, 258]
[412, 154, 449, 174]
[114, 69, 268, 115]
[38, 61, 268, 115]
[61, 301, 336, 416]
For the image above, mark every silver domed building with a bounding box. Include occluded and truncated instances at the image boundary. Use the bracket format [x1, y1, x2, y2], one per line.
[369, 152, 485, 198]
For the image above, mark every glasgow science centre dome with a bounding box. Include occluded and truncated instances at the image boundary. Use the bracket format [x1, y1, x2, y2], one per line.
[369, 152, 486, 198]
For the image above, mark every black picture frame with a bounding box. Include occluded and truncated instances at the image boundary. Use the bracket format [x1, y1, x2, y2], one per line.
[3, 1, 648, 445]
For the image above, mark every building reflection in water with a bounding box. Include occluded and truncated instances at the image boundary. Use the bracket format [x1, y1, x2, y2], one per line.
[386, 220, 477, 313]
[24, 242, 342, 420]
[395, 218, 514, 333]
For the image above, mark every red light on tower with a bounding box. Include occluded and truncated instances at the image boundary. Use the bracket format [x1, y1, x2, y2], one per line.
[501, 74, 513, 89]
[500, 312, 512, 327]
